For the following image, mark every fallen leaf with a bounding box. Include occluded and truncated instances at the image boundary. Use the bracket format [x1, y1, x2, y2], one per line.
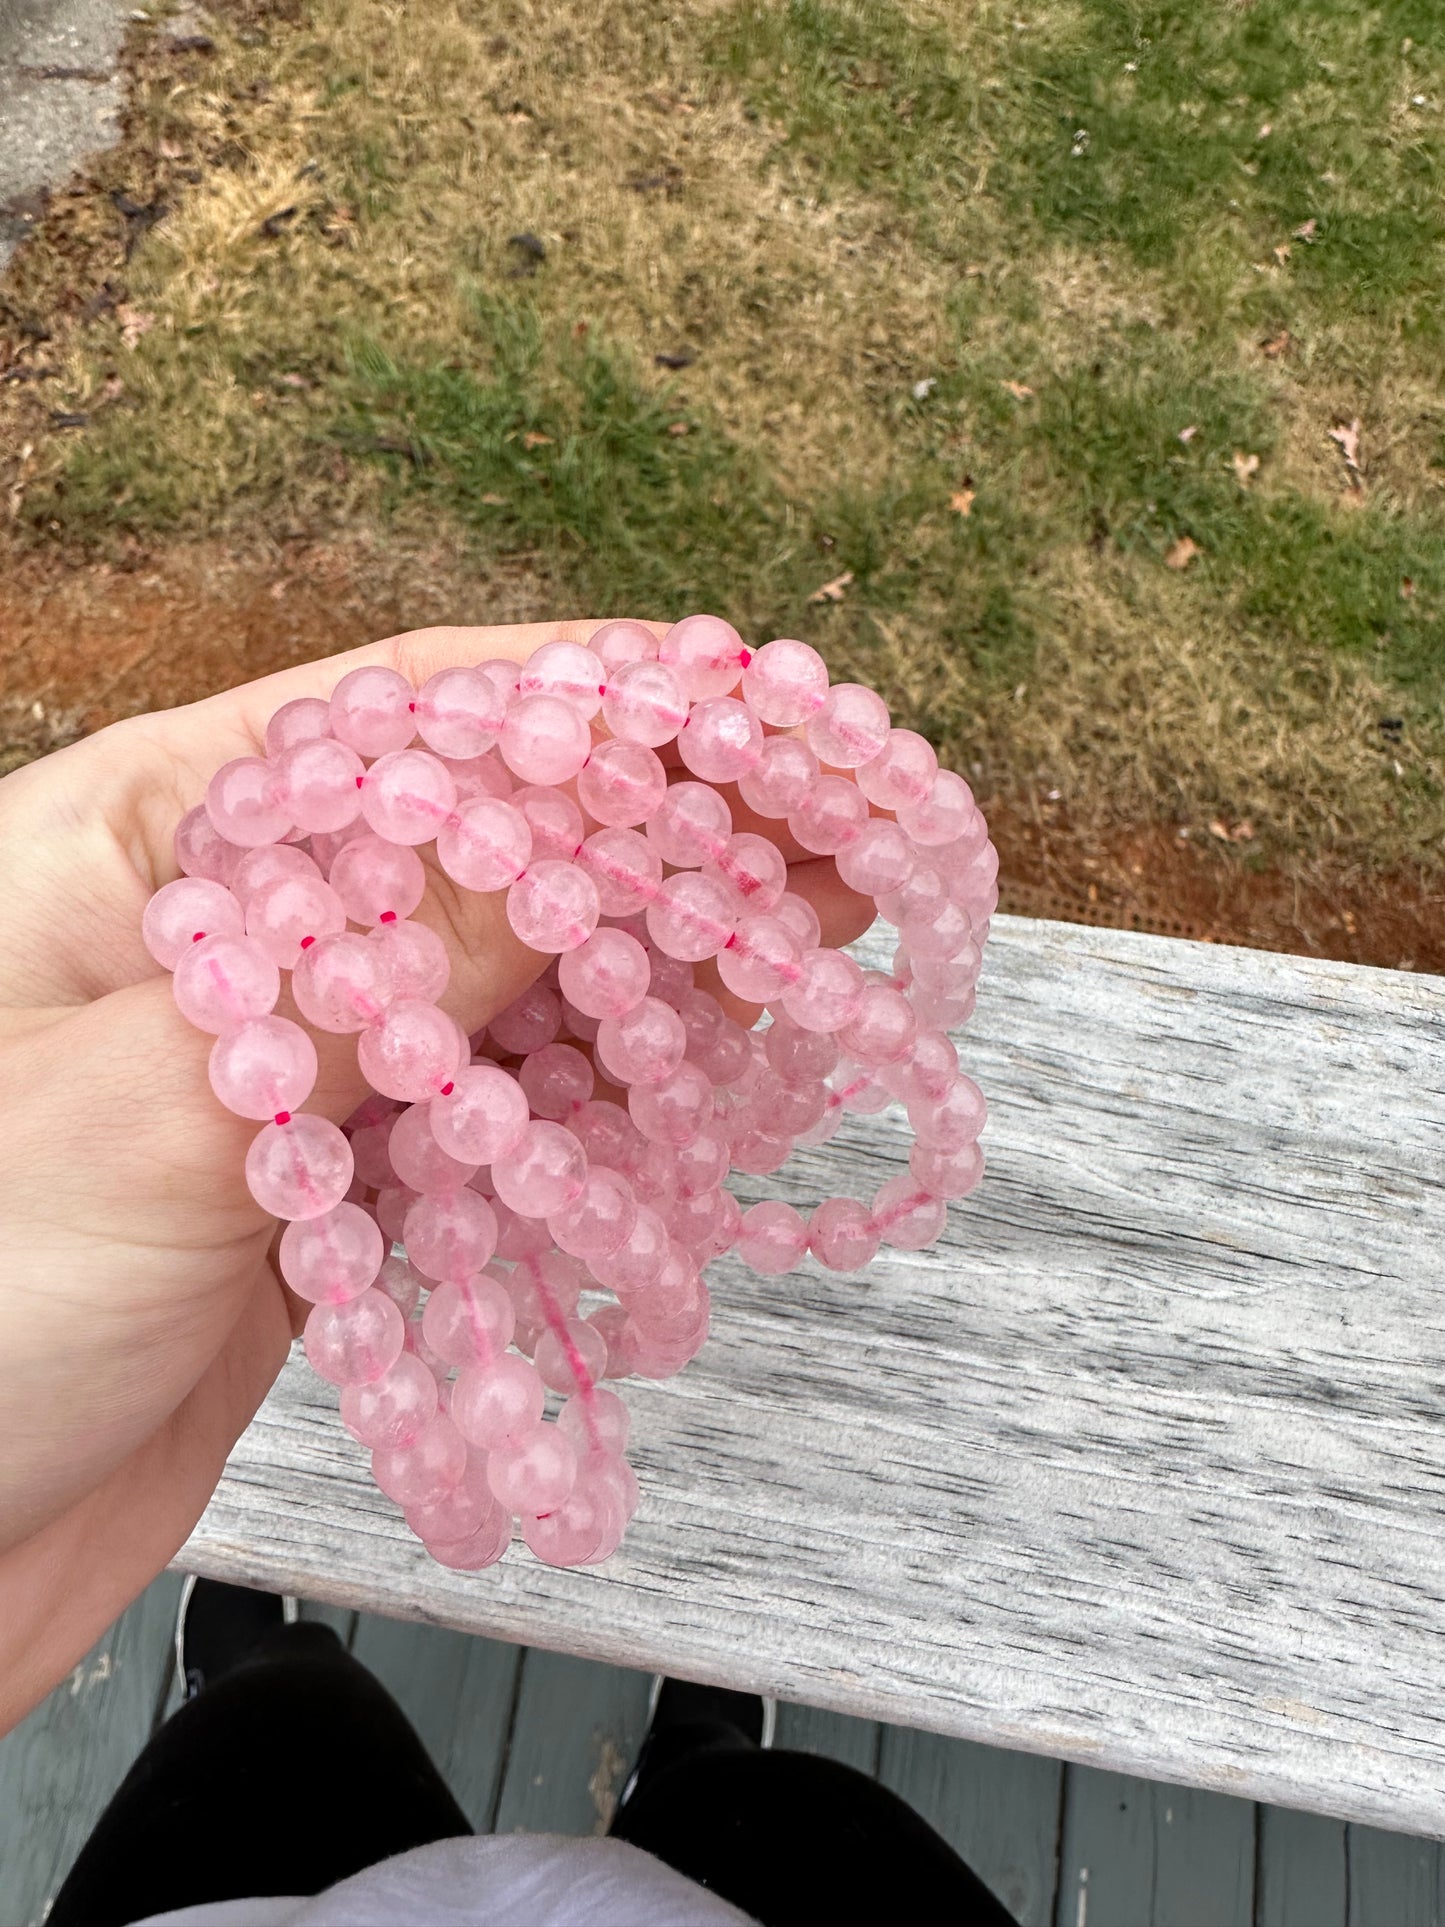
[949, 487, 975, 516]
[666, 421, 690, 437]
[1294, 217, 1318, 241]
[1165, 535, 1201, 570]
[478, 492, 506, 506]
[1001, 379, 1034, 401]
[1261, 328, 1292, 359]
[1401, 576, 1416, 600]
[1328, 418, 1362, 475]
[1232, 451, 1260, 486]
[116, 305, 154, 349]
[808, 570, 855, 604]
[521, 430, 553, 449]
[1178, 424, 1199, 443]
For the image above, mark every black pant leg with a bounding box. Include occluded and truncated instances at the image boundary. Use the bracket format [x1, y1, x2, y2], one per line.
[49, 1622, 470, 1927]
[612, 1738, 1018, 1927]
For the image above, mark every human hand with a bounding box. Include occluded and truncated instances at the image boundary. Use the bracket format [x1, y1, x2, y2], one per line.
[0, 619, 870, 1730]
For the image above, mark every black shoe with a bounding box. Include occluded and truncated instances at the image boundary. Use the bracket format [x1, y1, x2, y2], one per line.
[619, 1675, 776, 1808]
[174, 1574, 299, 1701]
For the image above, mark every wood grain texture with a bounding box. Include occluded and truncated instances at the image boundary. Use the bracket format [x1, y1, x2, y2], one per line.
[177, 917, 1445, 1837]
[773, 1702, 880, 1774]
[0, 1574, 180, 1926]
[1055, 1768, 1254, 1926]
[493, 1650, 653, 1836]
[878, 1728, 1062, 1926]
[1349, 1826, 1444, 1926]
[1256, 1806, 1347, 1927]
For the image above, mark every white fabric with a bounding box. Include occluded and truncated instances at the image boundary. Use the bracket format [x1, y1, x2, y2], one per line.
[132, 1834, 757, 1927]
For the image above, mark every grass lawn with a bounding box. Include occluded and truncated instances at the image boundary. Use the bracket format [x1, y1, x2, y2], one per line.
[3, 0, 1444, 944]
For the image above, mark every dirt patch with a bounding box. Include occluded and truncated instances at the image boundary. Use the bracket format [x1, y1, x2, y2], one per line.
[3, 537, 1439, 974]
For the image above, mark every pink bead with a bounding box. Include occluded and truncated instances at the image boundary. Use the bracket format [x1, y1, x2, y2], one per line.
[500, 693, 592, 785]
[601, 659, 689, 747]
[737, 735, 820, 819]
[407, 1460, 500, 1544]
[647, 782, 731, 867]
[676, 697, 763, 784]
[265, 695, 332, 758]
[376, 1184, 419, 1243]
[339, 1351, 439, 1448]
[557, 928, 650, 1019]
[878, 865, 947, 929]
[578, 828, 661, 915]
[205, 757, 292, 848]
[429, 1064, 530, 1163]
[519, 1042, 594, 1118]
[373, 1413, 468, 1508]
[871, 1174, 948, 1249]
[879, 1026, 958, 1104]
[358, 999, 466, 1102]
[659, 613, 747, 700]
[897, 769, 976, 845]
[836, 984, 918, 1066]
[578, 739, 667, 827]
[805, 682, 891, 768]
[788, 774, 868, 855]
[511, 785, 585, 860]
[427, 1508, 512, 1570]
[209, 1015, 318, 1119]
[765, 1017, 838, 1086]
[548, 1165, 638, 1258]
[558, 1386, 631, 1454]
[328, 835, 426, 925]
[174, 803, 240, 885]
[143, 877, 245, 968]
[857, 728, 938, 811]
[452, 1354, 545, 1449]
[595, 995, 686, 1086]
[436, 797, 532, 892]
[677, 987, 722, 1054]
[781, 947, 865, 1032]
[519, 640, 606, 718]
[835, 818, 918, 897]
[646, 872, 736, 962]
[273, 737, 365, 834]
[368, 918, 449, 1003]
[487, 982, 562, 1053]
[508, 859, 600, 953]
[487, 1420, 578, 1515]
[279, 1201, 384, 1304]
[569, 1100, 645, 1176]
[736, 1199, 809, 1275]
[305, 1287, 404, 1384]
[690, 1017, 753, 1086]
[491, 1120, 587, 1217]
[521, 1468, 620, 1566]
[715, 914, 801, 1002]
[588, 1201, 669, 1291]
[672, 1128, 729, 1197]
[387, 1102, 477, 1193]
[329, 665, 416, 757]
[808, 1197, 880, 1272]
[246, 1114, 355, 1220]
[908, 1075, 987, 1151]
[307, 820, 368, 874]
[245, 872, 347, 968]
[359, 749, 457, 845]
[591, 618, 660, 674]
[368, 1253, 421, 1320]
[413, 665, 506, 758]
[629, 1061, 712, 1145]
[443, 750, 514, 802]
[292, 931, 394, 1032]
[173, 933, 280, 1032]
[705, 833, 787, 912]
[773, 891, 822, 950]
[910, 1138, 984, 1200]
[534, 1316, 609, 1394]
[421, 1271, 515, 1365]
[404, 1190, 500, 1279]
[740, 636, 828, 725]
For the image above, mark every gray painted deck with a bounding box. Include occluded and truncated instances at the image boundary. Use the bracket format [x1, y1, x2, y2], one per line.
[2, 1579, 1439, 1926]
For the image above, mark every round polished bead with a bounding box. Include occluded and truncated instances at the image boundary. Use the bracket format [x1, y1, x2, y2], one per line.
[765, 1017, 838, 1087]
[646, 872, 737, 963]
[910, 1138, 985, 1200]
[857, 728, 938, 811]
[908, 1074, 987, 1152]
[265, 696, 332, 758]
[491, 1120, 588, 1218]
[808, 1197, 880, 1272]
[577, 739, 667, 828]
[591, 618, 660, 674]
[373, 1413, 468, 1508]
[339, 1352, 439, 1449]
[548, 1165, 638, 1258]
[359, 749, 457, 845]
[245, 872, 347, 969]
[205, 757, 292, 848]
[436, 797, 532, 892]
[533, 1317, 609, 1395]
[676, 698, 763, 784]
[329, 665, 417, 757]
[486, 982, 562, 1053]
[246, 1113, 354, 1220]
[386, 1102, 476, 1194]
[518, 641, 606, 719]
[143, 877, 245, 969]
[173, 934, 281, 1032]
[836, 983, 918, 1066]
[209, 1016, 318, 1120]
[658, 613, 747, 700]
[595, 996, 687, 1087]
[715, 914, 801, 1002]
[788, 774, 868, 855]
[507, 860, 601, 953]
[452, 1354, 545, 1450]
[429, 1064, 530, 1163]
[781, 946, 865, 1032]
[588, 1203, 669, 1291]
[705, 833, 787, 912]
[305, 1288, 405, 1384]
[601, 659, 689, 747]
[740, 636, 828, 726]
[647, 782, 731, 868]
[736, 1199, 809, 1276]
[486, 1420, 578, 1516]
[736, 735, 819, 819]
[500, 693, 592, 785]
[557, 1387, 631, 1455]
[871, 1174, 948, 1249]
[328, 835, 426, 925]
[519, 1042, 594, 1119]
[270, 741, 362, 840]
[805, 682, 891, 769]
[557, 928, 651, 1020]
[578, 828, 662, 916]
[292, 931, 394, 1032]
[413, 665, 506, 758]
[510, 785, 585, 861]
[279, 1201, 384, 1304]
[368, 918, 449, 1003]
[404, 1189, 500, 1281]
[835, 818, 918, 897]
[174, 803, 241, 885]
[426, 1508, 513, 1571]
[772, 892, 822, 951]
[897, 769, 976, 846]
[357, 1000, 466, 1102]
[628, 1062, 712, 1145]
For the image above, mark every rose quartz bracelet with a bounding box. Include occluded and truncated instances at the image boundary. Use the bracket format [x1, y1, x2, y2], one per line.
[144, 616, 995, 1573]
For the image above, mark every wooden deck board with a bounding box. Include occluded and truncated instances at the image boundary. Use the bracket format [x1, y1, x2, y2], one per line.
[1055, 1767, 1256, 1926]
[1348, 1825, 1444, 1926]
[179, 917, 1445, 1834]
[1256, 1806, 1347, 1927]
[773, 1700, 880, 1773]
[492, 1648, 654, 1836]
